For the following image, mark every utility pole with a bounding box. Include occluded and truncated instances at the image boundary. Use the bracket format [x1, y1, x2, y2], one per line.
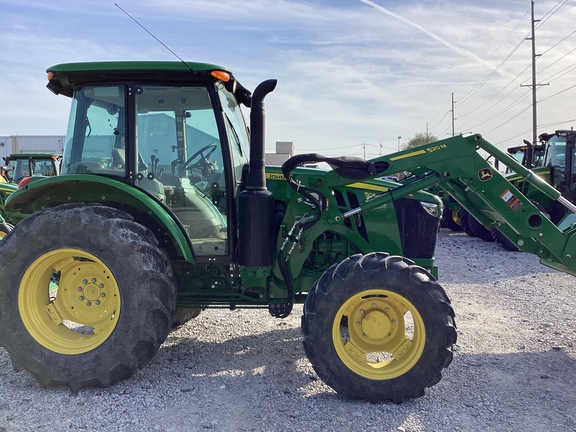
[521, 0, 549, 145]
[397, 136, 401, 151]
[450, 93, 455, 137]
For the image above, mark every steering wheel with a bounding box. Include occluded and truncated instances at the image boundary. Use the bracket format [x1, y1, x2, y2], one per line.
[184, 143, 218, 177]
[184, 143, 218, 186]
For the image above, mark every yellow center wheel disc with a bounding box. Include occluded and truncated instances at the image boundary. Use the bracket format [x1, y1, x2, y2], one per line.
[332, 289, 426, 380]
[18, 248, 121, 355]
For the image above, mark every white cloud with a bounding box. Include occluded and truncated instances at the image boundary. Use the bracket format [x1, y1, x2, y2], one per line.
[0, 0, 575, 156]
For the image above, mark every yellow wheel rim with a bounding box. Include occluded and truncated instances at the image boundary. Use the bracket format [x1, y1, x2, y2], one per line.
[19, 248, 121, 355]
[0, 231, 6, 240]
[452, 209, 461, 226]
[332, 289, 426, 380]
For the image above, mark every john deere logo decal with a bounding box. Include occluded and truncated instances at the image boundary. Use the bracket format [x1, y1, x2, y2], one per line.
[478, 168, 493, 181]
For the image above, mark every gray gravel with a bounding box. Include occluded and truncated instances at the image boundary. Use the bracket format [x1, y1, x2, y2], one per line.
[1, 228, 575, 431]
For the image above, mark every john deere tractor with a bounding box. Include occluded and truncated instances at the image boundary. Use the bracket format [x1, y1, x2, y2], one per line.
[0, 173, 16, 238]
[0, 153, 61, 236]
[3, 61, 576, 403]
[0, 62, 451, 402]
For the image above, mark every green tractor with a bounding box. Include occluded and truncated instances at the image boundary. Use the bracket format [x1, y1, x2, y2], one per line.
[2, 153, 62, 183]
[0, 61, 451, 402]
[0, 153, 62, 235]
[0, 166, 16, 238]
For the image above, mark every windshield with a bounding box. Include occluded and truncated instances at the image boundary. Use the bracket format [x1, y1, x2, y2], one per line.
[6, 156, 59, 181]
[217, 83, 250, 183]
[544, 135, 567, 170]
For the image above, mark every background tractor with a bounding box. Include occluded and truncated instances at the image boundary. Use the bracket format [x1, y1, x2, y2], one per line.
[3, 61, 576, 403]
[0, 153, 61, 235]
[0, 167, 16, 238]
[2, 153, 61, 183]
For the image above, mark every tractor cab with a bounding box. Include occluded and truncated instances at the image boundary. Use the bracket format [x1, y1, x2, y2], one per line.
[49, 62, 253, 259]
[542, 130, 576, 202]
[3, 153, 61, 183]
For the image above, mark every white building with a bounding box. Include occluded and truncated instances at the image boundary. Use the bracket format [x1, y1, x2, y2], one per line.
[265, 141, 294, 166]
[0, 135, 65, 162]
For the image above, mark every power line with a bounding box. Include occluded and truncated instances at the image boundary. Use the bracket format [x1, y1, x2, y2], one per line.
[427, 7, 529, 132]
[535, 0, 570, 29]
[457, 61, 531, 124]
[431, 1, 574, 142]
[461, 0, 574, 144]
[537, 46, 576, 77]
[456, 11, 530, 106]
[539, 118, 576, 128]
[538, 83, 576, 102]
[541, 61, 576, 83]
[483, 104, 532, 135]
[464, 91, 532, 132]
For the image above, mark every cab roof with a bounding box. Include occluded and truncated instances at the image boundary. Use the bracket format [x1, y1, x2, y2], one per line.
[46, 61, 239, 98]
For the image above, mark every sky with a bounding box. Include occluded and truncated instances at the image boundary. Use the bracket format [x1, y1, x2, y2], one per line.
[1, 0, 575, 159]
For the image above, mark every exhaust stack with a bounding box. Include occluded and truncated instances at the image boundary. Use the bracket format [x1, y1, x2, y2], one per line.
[238, 79, 277, 268]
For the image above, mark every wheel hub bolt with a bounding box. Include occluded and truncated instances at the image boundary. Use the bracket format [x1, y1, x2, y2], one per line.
[77, 277, 105, 306]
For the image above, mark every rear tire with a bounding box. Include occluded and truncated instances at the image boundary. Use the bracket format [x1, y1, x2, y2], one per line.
[490, 227, 519, 251]
[458, 210, 477, 237]
[302, 253, 456, 403]
[441, 208, 462, 232]
[0, 203, 176, 392]
[467, 214, 494, 242]
[172, 308, 202, 327]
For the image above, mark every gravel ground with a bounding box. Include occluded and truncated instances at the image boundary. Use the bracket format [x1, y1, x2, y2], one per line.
[1, 228, 575, 431]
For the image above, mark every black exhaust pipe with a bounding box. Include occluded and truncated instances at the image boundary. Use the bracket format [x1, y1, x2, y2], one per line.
[238, 79, 277, 268]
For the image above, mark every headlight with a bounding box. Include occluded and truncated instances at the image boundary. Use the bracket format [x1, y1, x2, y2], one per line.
[419, 201, 441, 217]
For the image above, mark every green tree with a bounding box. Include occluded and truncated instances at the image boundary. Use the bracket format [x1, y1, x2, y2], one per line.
[405, 132, 439, 149]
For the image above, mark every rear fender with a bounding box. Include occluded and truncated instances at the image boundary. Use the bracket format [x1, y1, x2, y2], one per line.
[5, 175, 194, 263]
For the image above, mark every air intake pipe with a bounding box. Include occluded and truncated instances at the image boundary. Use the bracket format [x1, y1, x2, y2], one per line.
[238, 79, 277, 268]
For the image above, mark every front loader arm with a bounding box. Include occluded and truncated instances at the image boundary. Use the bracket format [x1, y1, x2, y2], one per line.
[289, 134, 576, 277]
[368, 134, 576, 275]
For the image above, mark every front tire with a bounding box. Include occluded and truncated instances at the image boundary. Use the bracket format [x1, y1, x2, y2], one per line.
[0, 203, 176, 392]
[302, 253, 456, 403]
